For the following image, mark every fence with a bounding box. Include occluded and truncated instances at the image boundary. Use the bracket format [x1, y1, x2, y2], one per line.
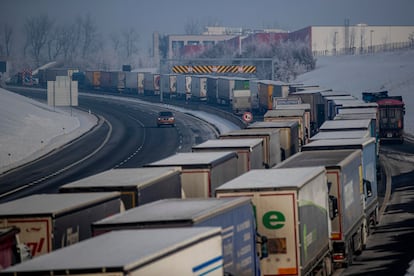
[313, 41, 414, 57]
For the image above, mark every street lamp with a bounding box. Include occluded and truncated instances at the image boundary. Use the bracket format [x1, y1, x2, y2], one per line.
[334, 32, 338, 55]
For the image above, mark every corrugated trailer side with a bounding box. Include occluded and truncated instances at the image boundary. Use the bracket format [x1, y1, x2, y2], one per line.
[216, 167, 331, 276]
[92, 197, 259, 276]
[0, 193, 122, 258]
[1, 228, 224, 275]
[59, 167, 182, 209]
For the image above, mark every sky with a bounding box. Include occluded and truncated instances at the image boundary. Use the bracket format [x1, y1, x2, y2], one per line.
[1, 48, 413, 173]
[2, 0, 414, 51]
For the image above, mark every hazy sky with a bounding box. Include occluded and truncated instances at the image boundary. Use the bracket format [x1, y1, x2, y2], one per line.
[2, 0, 414, 50]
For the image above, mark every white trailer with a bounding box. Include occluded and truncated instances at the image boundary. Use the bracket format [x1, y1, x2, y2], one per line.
[1, 228, 224, 275]
[275, 149, 365, 267]
[247, 121, 299, 161]
[216, 167, 332, 276]
[145, 151, 239, 198]
[264, 109, 309, 146]
[302, 138, 379, 235]
[220, 128, 281, 168]
[160, 74, 178, 99]
[124, 71, 138, 93]
[92, 197, 260, 276]
[59, 167, 182, 209]
[310, 130, 371, 141]
[0, 193, 123, 258]
[192, 138, 264, 175]
[191, 75, 208, 101]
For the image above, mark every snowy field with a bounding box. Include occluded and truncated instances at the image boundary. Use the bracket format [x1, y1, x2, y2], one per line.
[0, 49, 413, 173]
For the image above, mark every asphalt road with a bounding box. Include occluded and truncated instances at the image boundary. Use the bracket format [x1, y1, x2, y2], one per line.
[0, 89, 218, 202]
[338, 137, 414, 275]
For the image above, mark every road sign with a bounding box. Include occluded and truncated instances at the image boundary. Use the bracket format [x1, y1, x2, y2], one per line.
[242, 112, 253, 123]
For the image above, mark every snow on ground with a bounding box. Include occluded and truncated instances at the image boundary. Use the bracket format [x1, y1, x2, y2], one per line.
[0, 88, 97, 174]
[0, 49, 413, 173]
[295, 49, 414, 134]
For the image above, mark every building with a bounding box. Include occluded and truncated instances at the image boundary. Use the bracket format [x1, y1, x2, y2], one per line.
[290, 25, 414, 56]
[162, 25, 414, 59]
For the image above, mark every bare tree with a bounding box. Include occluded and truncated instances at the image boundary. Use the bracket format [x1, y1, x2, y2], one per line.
[47, 25, 64, 61]
[121, 28, 140, 60]
[24, 15, 54, 66]
[0, 23, 13, 57]
[78, 13, 101, 60]
[184, 18, 202, 35]
[60, 23, 81, 66]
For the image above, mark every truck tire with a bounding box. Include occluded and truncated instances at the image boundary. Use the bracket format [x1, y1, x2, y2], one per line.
[323, 256, 333, 276]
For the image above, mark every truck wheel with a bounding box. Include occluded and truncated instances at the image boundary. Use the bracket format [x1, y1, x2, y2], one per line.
[323, 256, 333, 276]
[346, 241, 354, 267]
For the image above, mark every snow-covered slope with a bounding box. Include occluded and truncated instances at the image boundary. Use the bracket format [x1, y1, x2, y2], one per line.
[0, 88, 95, 173]
[295, 49, 414, 134]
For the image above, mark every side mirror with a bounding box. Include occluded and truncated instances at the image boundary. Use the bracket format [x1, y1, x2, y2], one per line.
[329, 195, 338, 220]
[364, 179, 373, 198]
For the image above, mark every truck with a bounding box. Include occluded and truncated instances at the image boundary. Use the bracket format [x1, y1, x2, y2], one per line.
[0, 227, 31, 270]
[290, 89, 332, 133]
[84, 70, 100, 90]
[264, 109, 308, 147]
[124, 71, 138, 93]
[92, 197, 260, 276]
[206, 75, 219, 103]
[143, 72, 160, 95]
[247, 121, 299, 161]
[319, 119, 376, 139]
[274, 104, 312, 144]
[215, 167, 332, 276]
[1, 228, 224, 275]
[192, 138, 265, 175]
[275, 149, 365, 267]
[160, 74, 178, 99]
[309, 130, 371, 142]
[256, 80, 290, 113]
[219, 128, 281, 168]
[59, 167, 182, 209]
[0, 193, 123, 258]
[145, 151, 239, 198]
[302, 138, 379, 234]
[190, 75, 208, 101]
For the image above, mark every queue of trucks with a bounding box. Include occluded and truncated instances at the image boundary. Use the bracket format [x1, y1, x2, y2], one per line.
[0, 82, 387, 275]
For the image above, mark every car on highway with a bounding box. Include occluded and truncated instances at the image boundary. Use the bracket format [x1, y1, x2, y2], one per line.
[157, 111, 175, 127]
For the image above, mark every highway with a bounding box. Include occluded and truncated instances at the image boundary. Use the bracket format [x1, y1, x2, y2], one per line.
[0, 89, 218, 202]
[1, 88, 414, 275]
